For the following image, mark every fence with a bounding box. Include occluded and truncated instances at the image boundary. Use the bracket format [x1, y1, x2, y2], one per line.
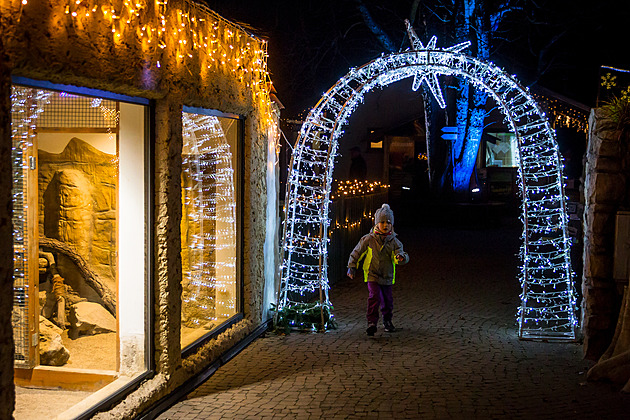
[327, 190, 389, 286]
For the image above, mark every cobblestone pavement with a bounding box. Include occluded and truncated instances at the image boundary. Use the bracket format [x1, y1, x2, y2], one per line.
[159, 217, 630, 419]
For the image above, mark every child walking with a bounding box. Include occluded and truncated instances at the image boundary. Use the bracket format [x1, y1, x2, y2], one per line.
[347, 203, 409, 336]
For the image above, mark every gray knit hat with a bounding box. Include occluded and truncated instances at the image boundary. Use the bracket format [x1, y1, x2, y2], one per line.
[374, 203, 394, 225]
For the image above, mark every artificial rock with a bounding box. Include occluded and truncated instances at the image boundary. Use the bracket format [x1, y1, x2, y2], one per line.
[69, 301, 116, 337]
[39, 316, 70, 366]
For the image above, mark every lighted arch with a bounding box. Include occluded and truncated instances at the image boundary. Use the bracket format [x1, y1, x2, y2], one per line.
[279, 22, 577, 340]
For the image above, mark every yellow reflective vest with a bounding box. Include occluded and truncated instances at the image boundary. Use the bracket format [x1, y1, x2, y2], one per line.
[347, 229, 409, 285]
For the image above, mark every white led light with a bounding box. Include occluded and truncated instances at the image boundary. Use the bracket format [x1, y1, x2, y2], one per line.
[278, 23, 576, 339]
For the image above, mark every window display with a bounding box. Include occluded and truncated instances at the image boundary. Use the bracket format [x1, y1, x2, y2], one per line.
[181, 111, 240, 350]
[485, 132, 519, 168]
[11, 85, 147, 397]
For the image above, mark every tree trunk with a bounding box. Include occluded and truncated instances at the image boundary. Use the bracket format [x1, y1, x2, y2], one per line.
[422, 86, 445, 193]
[451, 0, 489, 196]
[587, 286, 630, 392]
[39, 236, 116, 315]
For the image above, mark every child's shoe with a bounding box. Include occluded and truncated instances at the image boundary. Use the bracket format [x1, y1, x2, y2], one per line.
[384, 320, 396, 332]
[366, 325, 377, 336]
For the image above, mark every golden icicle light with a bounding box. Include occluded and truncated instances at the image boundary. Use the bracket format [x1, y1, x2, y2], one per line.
[28, 0, 275, 131]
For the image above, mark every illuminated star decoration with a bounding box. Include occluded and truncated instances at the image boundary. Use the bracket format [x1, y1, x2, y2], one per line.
[404, 19, 470, 108]
[279, 20, 577, 339]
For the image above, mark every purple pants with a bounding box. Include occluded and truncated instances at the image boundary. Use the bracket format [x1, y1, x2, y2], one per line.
[367, 281, 393, 326]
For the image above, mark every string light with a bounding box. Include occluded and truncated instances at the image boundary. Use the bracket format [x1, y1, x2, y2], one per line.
[331, 180, 388, 200]
[531, 93, 589, 133]
[327, 180, 387, 236]
[15, 0, 275, 132]
[278, 22, 577, 340]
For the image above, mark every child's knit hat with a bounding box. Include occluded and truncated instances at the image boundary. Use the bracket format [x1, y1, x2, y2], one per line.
[375, 203, 394, 225]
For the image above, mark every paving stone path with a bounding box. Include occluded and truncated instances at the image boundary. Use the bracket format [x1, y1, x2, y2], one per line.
[159, 218, 630, 419]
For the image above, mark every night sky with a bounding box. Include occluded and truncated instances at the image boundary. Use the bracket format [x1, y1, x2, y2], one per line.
[202, 0, 630, 117]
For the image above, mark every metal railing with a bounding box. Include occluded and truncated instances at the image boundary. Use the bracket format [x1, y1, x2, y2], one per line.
[327, 190, 389, 286]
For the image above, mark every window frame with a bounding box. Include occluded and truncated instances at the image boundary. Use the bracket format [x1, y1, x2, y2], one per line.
[10, 76, 154, 417]
[180, 105, 245, 358]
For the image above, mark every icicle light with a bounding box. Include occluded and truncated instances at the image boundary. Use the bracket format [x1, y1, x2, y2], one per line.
[12, 0, 275, 132]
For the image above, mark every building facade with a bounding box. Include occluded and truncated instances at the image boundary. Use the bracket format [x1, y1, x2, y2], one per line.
[0, 0, 280, 418]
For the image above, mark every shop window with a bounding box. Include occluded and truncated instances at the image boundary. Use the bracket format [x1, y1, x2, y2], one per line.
[485, 132, 519, 168]
[181, 110, 241, 351]
[11, 84, 148, 416]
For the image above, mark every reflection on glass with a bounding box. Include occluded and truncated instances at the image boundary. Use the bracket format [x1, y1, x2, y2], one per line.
[11, 87, 120, 371]
[11, 87, 51, 367]
[11, 85, 147, 417]
[181, 112, 238, 349]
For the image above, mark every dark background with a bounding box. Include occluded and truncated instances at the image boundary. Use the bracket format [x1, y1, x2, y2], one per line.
[203, 0, 630, 117]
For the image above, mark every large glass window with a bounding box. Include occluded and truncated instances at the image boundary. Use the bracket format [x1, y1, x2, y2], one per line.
[181, 111, 241, 350]
[485, 132, 519, 168]
[11, 85, 148, 418]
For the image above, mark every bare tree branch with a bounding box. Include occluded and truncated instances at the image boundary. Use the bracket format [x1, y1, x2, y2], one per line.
[39, 236, 116, 315]
[355, 0, 396, 52]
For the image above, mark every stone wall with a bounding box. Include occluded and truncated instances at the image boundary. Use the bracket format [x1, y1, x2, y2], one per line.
[582, 108, 627, 360]
[0, 0, 279, 417]
[0, 34, 16, 420]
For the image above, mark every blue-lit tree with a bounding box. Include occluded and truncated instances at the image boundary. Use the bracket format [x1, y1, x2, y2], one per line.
[451, 0, 490, 193]
[357, 0, 520, 195]
[277, 20, 577, 338]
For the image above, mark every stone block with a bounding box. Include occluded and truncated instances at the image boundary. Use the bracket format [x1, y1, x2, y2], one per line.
[582, 284, 618, 313]
[583, 275, 616, 290]
[39, 316, 70, 366]
[594, 156, 622, 172]
[596, 137, 622, 158]
[69, 301, 116, 336]
[591, 202, 619, 216]
[589, 210, 617, 240]
[93, 188, 116, 212]
[91, 243, 114, 266]
[583, 326, 615, 361]
[593, 172, 626, 204]
[582, 239, 612, 265]
[583, 252, 613, 279]
[583, 313, 613, 331]
[589, 233, 615, 252]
